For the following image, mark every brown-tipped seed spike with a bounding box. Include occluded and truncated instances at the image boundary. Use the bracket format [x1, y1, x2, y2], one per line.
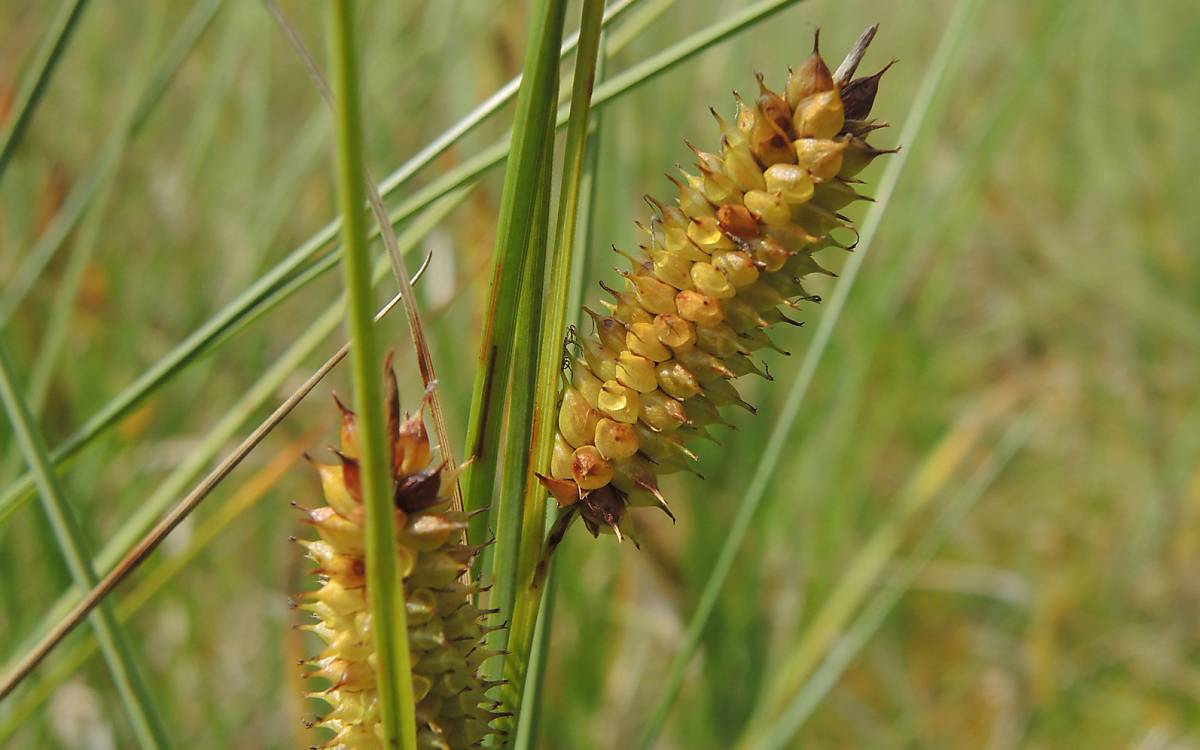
[538, 28, 893, 547]
[300, 375, 496, 748]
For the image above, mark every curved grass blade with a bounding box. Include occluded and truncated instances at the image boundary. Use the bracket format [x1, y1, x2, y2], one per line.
[634, 2, 984, 744]
[0, 342, 170, 747]
[0, 0, 91, 182]
[0, 0, 805, 537]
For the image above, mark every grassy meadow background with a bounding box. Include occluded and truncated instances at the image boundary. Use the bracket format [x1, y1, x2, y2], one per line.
[2, 0, 1198, 747]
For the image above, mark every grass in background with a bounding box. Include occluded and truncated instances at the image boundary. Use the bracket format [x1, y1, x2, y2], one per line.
[1, 0, 1198, 748]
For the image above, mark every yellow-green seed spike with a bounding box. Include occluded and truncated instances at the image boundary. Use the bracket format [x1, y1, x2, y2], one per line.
[300, 368, 497, 749]
[543, 29, 892, 542]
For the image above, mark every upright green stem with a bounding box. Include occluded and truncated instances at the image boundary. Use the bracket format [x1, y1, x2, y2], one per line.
[502, 0, 606, 726]
[461, 0, 569, 556]
[326, 2, 416, 748]
[0, 343, 169, 748]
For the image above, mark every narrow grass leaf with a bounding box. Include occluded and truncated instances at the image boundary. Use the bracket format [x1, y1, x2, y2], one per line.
[0, 342, 170, 747]
[0, 434, 311, 742]
[0, 0, 91, 181]
[0, 0, 224, 326]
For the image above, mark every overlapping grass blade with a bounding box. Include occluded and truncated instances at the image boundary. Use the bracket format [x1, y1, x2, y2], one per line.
[635, 1, 983, 744]
[0, 434, 310, 742]
[502, 0, 606, 727]
[463, 12, 567, 718]
[513, 17, 614, 749]
[263, 0, 464, 509]
[0, 0, 91, 181]
[0, 192, 467, 700]
[0, 343, 170, 747]
[0, 0, 224, 327]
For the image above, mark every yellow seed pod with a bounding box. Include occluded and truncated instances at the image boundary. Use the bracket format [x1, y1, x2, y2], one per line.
[794, 138, 847, 183]
[589, 309, 628, 353]
[747, 236, 793, 272]
[598, 379, 641, 424]
[676, 345, 734, 383]
[307, 506, 366, 554]
[628, 272, 679, 315]
[673, 172, 714, 217]
[711, 250, 759, 288]
[656, 360, 703, 400]
[627, 321, 672, 362]
[694, 322, 744, 359]
[594, 418, 640, 460]
[704, 377, 751, 410]
[764, 163, 815, 204]
[675, 289, 725, 328]
[812, 179, 863, 210]
[749, 114, 795, 166]
[639, 389, 689, 432]
[786, 40, 835, 106]
[686, 215, 725, 250]
[716, 204, 760, 240]
[838, 135, 892, 178]
[765, 223, 820, 253]
[740, 279, 787, 312]
[756, 74, 794, 135]
[605, 286, 653, 326]
[653, 313, 696, 351]
[722, 141, 766, 192]
[317, 463, 358, 518]
[571, 445, 614, 490]
[616, 351, 659, 394]
[734, 92, 757, 136]
[696, 158, 739, 203]
[690, 262, 736, 299]
[581, 336, 618, 382]
[651, 248, 695, 290]
[634, 423, 697, 473]
[551, 432, 574, 479]
[684, 394, 725, 427]
[743, 190, 792, 226]
[572, 358, 603, 408]
[558, 386, 599, 448]
[720, 295, 768, 332]
[793, 89, 844, 140]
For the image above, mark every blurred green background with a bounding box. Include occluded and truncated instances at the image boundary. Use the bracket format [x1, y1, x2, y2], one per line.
[1, 0, 1197, 747]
